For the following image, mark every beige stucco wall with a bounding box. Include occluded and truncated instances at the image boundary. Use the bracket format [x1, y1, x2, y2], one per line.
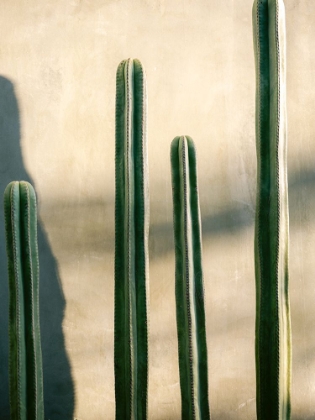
[0, 0, 314, 419]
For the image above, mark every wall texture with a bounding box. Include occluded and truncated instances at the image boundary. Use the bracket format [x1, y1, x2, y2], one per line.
[0, 0, 314, 419]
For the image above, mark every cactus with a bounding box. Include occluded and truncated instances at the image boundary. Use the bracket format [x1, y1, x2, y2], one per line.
[4, 181, 44, 420]
[253, 0, 291, 419]
[171, 136, 210, 420]
[114, 58, 149, 420]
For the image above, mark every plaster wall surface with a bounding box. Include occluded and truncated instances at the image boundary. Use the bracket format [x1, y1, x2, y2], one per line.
[0, 0, 314, 419]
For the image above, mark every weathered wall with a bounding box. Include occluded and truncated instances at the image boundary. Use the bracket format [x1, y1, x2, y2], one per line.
[0, 0, 314, 419]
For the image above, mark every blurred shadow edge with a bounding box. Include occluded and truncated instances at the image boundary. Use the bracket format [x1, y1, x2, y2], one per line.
[0, 76, 75, 419]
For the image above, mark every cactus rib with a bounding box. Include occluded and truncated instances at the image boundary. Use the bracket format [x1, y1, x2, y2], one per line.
[114, 58, 149, 420]
[171, 136, 210, 420]
[253, 0, 291, 418]
[4, 181, 44, 420]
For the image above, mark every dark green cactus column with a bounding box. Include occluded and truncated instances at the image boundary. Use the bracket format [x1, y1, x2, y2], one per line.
[253, 0, 291, 419]
[4, 181, 44, 420]
[171, 136, 210, 420]
[114, 58, 149, 420]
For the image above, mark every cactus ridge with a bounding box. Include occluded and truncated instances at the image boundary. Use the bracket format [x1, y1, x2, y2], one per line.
[4, 181, 44, 420]
[171, 136, 210, 420]
[253, 0, 291, 419]
[114, 58, 149, 420]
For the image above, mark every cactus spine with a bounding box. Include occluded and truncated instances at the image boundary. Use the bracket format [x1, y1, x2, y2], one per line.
[4, 181, 44, 420]
[171, 136, 210, 420]
[114, 58, 149, 420]
[253, 0, 291, 419]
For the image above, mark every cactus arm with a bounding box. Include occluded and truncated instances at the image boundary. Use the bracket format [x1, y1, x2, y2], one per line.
[171, 136, 210, 420]
[20, 181, 44, 419]
[4, 181, 44, 420]
[253, 1, 291, 419]
[115, 58, 149, 420]
[4, 181, 27, 420]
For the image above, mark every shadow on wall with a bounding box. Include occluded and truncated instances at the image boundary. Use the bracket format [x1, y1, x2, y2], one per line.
[149, 165, 315, 259]
[149, 203, 255, 258]
[0, 76, 75, 419]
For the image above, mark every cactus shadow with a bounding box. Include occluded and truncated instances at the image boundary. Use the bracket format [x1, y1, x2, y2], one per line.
[0, 76, 75, 419]
[149, 202, 254, 259]
[149, 165, 315, 260]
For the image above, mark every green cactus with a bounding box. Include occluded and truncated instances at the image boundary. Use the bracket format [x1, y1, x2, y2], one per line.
[171, 136, 210, 420]
[114, 58, 149, 420]
[4, 181, 44, 420]
[253, 0, 291, 419]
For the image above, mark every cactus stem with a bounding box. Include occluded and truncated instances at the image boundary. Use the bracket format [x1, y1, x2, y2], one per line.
[4, 181, 44, 420]
[253, 1, 291, 418]
[114, 58, 149, 420]
[171, 136, 210, 420]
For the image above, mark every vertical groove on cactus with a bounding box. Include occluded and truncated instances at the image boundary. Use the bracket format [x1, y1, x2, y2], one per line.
[171, 136, 210, 420]
[253, 0, 291, 418]
[115, 58, 149, 420]
[4, 181, 44, 420]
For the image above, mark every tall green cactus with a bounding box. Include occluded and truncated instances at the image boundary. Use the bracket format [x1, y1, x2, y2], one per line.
[171, 136, 210, 420]
[4, 181, 44, 420]
[114, 58, 149, 420]
[253, 0, 291, 419]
